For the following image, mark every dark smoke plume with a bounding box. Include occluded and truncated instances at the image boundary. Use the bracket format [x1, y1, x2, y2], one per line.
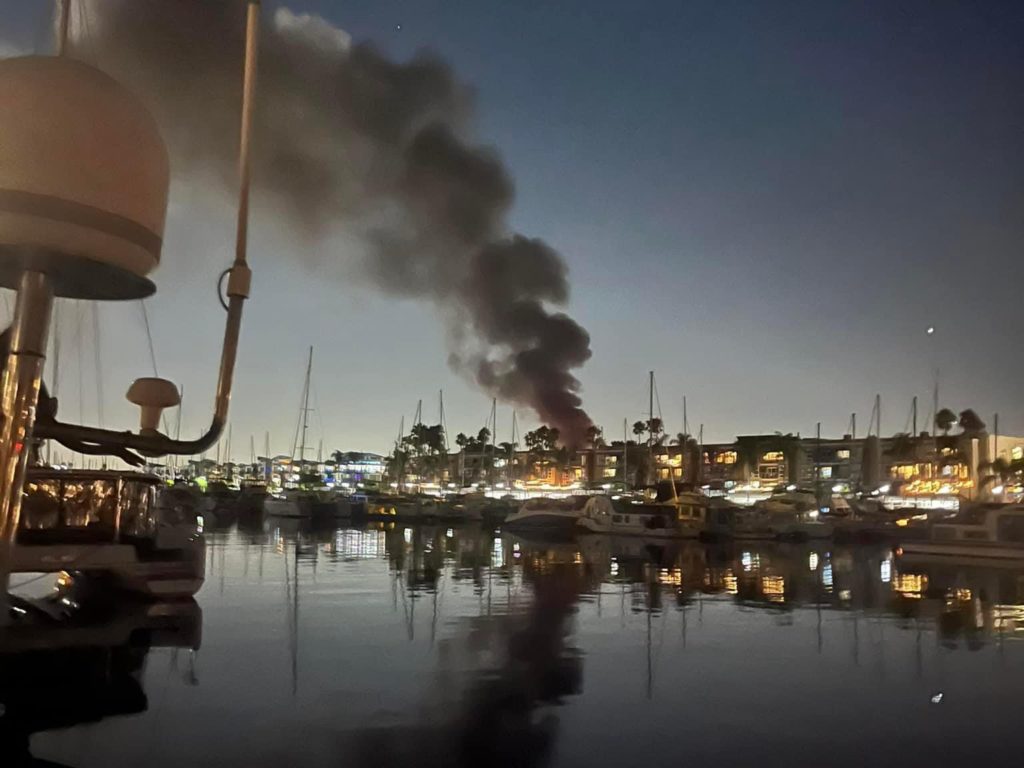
[69, 0, 592, 443]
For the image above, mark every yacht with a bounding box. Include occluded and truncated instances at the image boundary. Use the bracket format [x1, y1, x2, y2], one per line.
[704, 504, 832, 540]
[577, 496, 689, 538]
[502, 496, 590, 533]
[754, 485, 819, 514]
[15, 468, 205, 598]
[898, 504, 1024, 562]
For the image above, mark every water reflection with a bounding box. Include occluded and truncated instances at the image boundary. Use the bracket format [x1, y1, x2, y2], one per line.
[0, 601, 201, 767]
[22, 522, 1024, 766]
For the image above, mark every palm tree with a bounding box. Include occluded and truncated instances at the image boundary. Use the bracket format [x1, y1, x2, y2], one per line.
[632, 421, 646, 440]
[935, 408, 957, 435]
[958, 409, 986, 435]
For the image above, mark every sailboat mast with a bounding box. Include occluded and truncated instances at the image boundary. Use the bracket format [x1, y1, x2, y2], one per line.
[648, 371, 654, 448]
[397, 415, 405, 493]
[622, 418, 628, 489]
[488, 397, 497, 489]
[298, 345, 312, 465]
[697, 424, 704, 484]
[264, 430, 270, 484]
[508, 409, 518, 489]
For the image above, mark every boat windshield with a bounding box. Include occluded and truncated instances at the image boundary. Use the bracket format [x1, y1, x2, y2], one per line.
[20, 474, 158, 543]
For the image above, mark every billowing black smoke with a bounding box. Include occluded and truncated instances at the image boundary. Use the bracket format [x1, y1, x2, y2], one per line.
[71, 0, 592, 444]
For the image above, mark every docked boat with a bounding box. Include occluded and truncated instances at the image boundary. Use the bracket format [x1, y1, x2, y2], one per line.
[264, 490, 314, 518]
[15, 469, 205, 598]
[503, 496, 590, 533]
[577, 496, 686, 538]
[0, 5, 263, 614]
[754, 485, 819, 514]
[897, 504, 1024, 562]
[704, 504, 832, 540]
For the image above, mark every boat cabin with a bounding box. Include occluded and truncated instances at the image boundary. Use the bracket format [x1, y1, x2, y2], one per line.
[931, 505, 1024, 545]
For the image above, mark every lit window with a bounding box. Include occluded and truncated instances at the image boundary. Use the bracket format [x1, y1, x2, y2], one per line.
[715, 451, 737, 465]
[820, 466, 833, 479]
[1013, 447, 1024, 461]
[837, 449, 850, 460]
[762, 451, 784, 463]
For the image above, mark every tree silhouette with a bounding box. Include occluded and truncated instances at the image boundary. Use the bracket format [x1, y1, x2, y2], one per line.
[935, 408, 957, 435]
[958, 409, 986, 434]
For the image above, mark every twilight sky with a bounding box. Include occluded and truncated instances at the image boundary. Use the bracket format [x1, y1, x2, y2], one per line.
[2, 0, 1023, 456]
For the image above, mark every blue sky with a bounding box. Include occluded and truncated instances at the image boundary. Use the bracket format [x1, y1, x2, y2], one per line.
[2, 0, 1023, 455]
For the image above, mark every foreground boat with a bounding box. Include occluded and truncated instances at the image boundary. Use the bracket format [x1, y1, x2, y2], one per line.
[16, 469, 205, 598]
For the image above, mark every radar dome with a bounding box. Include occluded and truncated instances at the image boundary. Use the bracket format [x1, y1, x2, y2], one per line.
[0, 56, 169, 300]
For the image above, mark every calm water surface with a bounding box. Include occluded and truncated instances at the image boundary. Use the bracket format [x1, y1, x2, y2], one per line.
[16, 521, 1024, 767]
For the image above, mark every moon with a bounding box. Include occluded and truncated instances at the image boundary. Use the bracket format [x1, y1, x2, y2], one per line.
[926, 326, 935, 335]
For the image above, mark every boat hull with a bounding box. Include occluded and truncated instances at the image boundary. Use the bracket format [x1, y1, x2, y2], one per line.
[503, 511, 581, 533]
[898, 541, 1024, 562]
[264, 497, 308, 518]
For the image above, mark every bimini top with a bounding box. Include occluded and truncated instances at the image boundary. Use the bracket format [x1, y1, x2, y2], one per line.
[0, 56, 169, 300]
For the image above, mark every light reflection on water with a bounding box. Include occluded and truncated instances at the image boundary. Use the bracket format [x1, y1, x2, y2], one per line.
[18, 521, 1024, 766]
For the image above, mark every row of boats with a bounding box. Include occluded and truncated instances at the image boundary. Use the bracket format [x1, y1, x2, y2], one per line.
[200, 482, 1024, 563]
[11, 470, 1024, 615]
[501, 486, 1024, 563]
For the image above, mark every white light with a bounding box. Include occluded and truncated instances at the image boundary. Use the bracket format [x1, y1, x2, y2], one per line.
[808, 509, 819, 518]
[880, 557, 892, 583]
[808, 552, 819, 571]
[993, 485, 1005, 495]
[926, 326, 935, 335]
[446, 528, 454, 538]
[832, 484, 843, 493]
[930, 693, 943, 704]
[879, 484, 891, 494]
[403, 528, 412, 544]
[786, 484, 797, 491]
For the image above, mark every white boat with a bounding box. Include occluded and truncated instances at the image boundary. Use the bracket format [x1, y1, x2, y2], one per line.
[898, 504, 1024, 562]
[754, 486, 819, 514]
[503, 496, 590, 533]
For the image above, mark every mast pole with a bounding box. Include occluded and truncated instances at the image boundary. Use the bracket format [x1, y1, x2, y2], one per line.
[648, 371, 654, 448]
[697, 424, 704, 484]
[298, 346, 312, 465]
[0, 272, 54, 625]
[623, 418, 628, 489]
[57, 0, 71, 56]
[912, 396, 917, 437]
[488, 397, 496, 490]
